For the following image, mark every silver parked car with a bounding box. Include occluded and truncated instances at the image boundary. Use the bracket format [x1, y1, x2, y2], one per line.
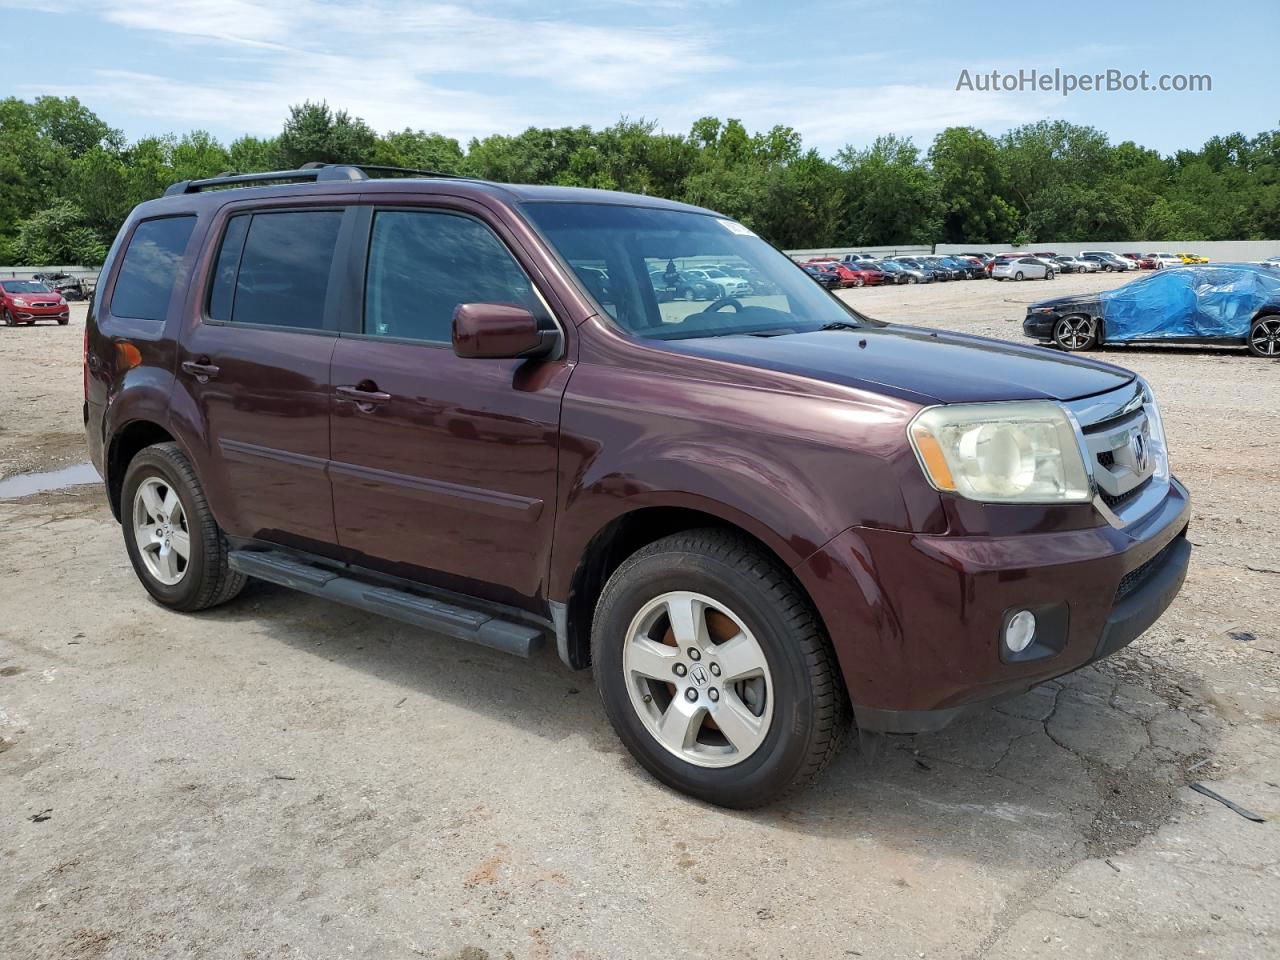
[992, 256, 1056, 281]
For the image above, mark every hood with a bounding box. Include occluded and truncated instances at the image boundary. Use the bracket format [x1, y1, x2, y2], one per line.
[667, 324, 1133, 405]
[1028, 293, 1100, 311]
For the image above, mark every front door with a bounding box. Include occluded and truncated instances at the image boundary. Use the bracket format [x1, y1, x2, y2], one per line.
[176, 205, 351, 550]
[329, 206, 572, 610]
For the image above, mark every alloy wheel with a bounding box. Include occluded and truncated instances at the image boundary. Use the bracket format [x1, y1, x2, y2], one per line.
[1054, 316, 1096, 350]
[1251, 317, 1280, 357]
[622, 591, 773, 769]
[131, 476, 191, 585]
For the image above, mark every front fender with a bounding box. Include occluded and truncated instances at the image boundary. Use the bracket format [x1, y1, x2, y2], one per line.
[548, 356, 941, 602]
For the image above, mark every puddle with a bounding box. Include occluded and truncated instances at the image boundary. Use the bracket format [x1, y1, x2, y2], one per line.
[0, 462, 100, 499]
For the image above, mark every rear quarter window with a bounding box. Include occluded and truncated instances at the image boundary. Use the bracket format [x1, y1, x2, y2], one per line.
[109, 216, 197, 321]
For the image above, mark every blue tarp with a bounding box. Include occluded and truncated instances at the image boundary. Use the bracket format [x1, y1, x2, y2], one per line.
[1099, 264, 1280, 341]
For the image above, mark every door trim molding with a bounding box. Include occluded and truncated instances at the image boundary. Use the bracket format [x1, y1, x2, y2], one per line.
[328, 459, 544, 520]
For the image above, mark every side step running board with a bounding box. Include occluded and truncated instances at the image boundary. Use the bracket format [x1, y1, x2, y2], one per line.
[228, 550, 547, 658]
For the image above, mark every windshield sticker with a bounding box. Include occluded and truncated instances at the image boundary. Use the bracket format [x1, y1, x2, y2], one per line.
[717, 218, 755, 236]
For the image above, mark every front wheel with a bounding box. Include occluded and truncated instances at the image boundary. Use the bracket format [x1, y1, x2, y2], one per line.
[592, 529, 849, 808]
[2, 310, 13, 327]
[1250, 316, 1280, 358]
[1045, 269, 1055, 280]
[1053, 315, 1098, 351]
[121, 442, 246, 611]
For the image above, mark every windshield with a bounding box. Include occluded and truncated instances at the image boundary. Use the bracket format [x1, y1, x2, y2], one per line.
[1, 281, 50, 294]
[523, 202, 868, 339]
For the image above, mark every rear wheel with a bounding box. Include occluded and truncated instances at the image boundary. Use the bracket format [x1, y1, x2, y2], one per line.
[1053, 315, 1098, 351]
[1014, 271, 1024, 281]
[121, 442, 246, 611]
[592, 529, 849, 808]
[1250, 316, 1280, 358]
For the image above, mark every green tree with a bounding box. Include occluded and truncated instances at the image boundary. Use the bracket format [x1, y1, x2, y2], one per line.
[13, 199, 106, 265]
[836, 135, 940, 245]
[276, 101, 378, 167]
[928, 127, 1018, 243]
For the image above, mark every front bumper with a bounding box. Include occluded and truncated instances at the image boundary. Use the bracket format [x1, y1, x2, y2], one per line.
[1023, 312, 1058, 340]
[10, 306, 69, 321]
[794, 478, 1191, 734]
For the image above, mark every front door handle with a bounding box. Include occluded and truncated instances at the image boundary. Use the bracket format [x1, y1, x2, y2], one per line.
[181, 359, 220, 382]
[336, 383, 392, 410]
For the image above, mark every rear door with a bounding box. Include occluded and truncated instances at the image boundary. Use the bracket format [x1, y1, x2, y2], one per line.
[175, 200, 355, 551]
[327, 200, 573, 611]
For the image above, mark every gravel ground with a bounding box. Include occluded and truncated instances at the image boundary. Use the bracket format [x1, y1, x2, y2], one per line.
[1, 277, 1277, 960]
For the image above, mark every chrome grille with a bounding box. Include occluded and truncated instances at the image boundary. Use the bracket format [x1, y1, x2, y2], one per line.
[1064, 381, 1167, 529]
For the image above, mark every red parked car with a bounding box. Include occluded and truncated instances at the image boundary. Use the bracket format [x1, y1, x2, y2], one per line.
[84, 163, 1190, 808]
[844, 264, 886, 286]
[1, 279, 70, 326]
[1122, 253, 1157, 269]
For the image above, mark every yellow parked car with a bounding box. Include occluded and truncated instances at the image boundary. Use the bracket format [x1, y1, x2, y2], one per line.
[1175, 252, 1209, 264]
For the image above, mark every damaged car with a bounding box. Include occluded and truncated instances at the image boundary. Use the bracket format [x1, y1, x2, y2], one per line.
[1023, 263, 1280, 358]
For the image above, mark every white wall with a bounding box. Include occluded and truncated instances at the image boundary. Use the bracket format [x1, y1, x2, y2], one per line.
[785, 245, 932, 260]
[0, 265, 100, 284]
[934, 241, 1280, 262]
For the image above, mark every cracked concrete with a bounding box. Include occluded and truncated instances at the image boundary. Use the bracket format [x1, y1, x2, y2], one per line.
[3, 286, 1279, 959]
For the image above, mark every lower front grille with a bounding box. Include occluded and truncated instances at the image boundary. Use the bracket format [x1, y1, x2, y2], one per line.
[1115, 535, 1180, 602]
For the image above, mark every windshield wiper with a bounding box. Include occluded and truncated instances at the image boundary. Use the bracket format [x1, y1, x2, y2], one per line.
[819, 321, 861, 332]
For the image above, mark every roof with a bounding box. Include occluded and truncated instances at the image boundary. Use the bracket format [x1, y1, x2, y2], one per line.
[142, 163, 716, 218]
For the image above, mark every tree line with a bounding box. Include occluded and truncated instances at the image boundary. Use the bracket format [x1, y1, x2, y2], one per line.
[2, 97, 1277, 266]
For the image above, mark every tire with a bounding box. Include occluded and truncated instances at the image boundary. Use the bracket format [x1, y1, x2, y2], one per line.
[1045, 269, 1055, 280]
[2, 310, 13, 327]
[1249, 316, 1280, 358]
[1014, 271, 1024, 281]
[1053, 315, 1098, 352]
[592, 529, 849, 808]
[1103, 265, 1113, 272]
[121, 442, 246, 612]
[57, 317, 69, 325]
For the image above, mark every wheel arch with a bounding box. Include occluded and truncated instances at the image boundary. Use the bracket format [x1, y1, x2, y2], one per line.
[556, 504, 821, 671]
[105, 420, 180, 520]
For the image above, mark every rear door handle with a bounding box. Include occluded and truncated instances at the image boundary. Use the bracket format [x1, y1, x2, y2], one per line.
[181, 360, 220, 382]
[336, 384, 392, 409]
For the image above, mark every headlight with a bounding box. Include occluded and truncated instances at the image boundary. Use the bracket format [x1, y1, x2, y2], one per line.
[909, 401, 1092, 503]
[1138, 378, 1170, 480]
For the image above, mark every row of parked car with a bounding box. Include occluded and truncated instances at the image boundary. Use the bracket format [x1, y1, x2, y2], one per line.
[798, 250, 1218, 287]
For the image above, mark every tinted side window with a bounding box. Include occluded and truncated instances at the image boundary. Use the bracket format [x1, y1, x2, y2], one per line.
[364, 210, 543, 342]
[229, 211, 343, 329]
[207, 215, 249, 323]
[110, 216, 196, 320]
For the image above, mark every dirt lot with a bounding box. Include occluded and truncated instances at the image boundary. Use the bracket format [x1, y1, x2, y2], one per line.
[1, 276, 1277, 960]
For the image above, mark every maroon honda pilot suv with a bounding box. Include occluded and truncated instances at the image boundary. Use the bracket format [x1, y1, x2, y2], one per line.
[84, 164, 1191, 807]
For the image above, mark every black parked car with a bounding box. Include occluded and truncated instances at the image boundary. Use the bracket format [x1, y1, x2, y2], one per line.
[31, 271, 87, 301]
[802, 264, 841, 289]
[949, 256, 988, 279]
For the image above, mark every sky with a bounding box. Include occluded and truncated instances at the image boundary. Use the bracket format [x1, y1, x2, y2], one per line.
[2, 0, 1275, 156]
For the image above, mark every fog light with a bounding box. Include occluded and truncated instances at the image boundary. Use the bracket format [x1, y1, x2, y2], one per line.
[1005, 610, 1037, 653]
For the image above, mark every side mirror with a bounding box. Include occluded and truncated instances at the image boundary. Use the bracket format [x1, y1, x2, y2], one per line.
[452, 303, 561, 360]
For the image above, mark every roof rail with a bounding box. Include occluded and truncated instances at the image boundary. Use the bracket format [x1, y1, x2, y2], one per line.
[162, 162, 466, 197]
